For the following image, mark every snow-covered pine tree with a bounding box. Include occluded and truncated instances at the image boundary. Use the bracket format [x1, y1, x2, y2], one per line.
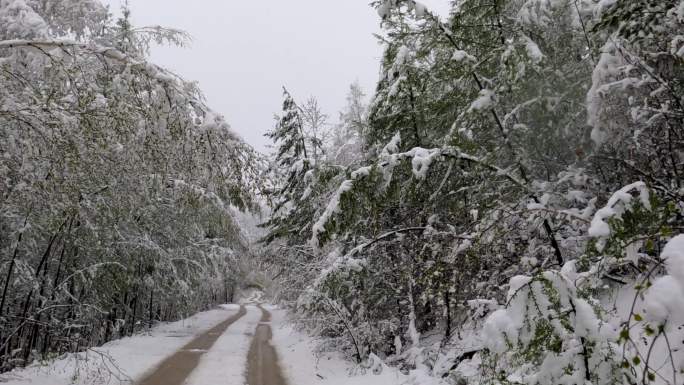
[261, 88, 312, 242]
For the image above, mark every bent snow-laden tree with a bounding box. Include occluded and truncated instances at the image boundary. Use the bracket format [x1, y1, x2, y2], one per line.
[262, 1, 684, 384]
[0, 0, 259, 371]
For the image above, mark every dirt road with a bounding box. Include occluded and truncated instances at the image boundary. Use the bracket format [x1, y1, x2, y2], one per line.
[246, 305, 289, 385]
[136, 305, 246, 385]
[135, 304, 288, 385]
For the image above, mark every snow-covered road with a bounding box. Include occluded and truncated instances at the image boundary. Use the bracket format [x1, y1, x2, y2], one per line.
[0, 304, 406, 385]
[185, 305, 262, 385]
[137, 305, 249, 385]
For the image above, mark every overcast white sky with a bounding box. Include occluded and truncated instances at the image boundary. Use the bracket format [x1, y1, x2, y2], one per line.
[103, 0, 449, 152]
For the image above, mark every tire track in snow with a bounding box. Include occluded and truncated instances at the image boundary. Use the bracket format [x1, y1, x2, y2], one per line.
[136, 305, 246, 385]
[246, 305, 289, 385]
[184, 305, 262, 385]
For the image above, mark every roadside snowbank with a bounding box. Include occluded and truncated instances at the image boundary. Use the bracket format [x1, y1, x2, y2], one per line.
[0, 306, 239, 385]
[269, 306, 406, 385]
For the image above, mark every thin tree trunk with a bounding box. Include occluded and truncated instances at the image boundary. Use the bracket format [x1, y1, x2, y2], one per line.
[148, 289, 154, 329]
[0, 215, 29, 317]
[130, 293, 138, 336]
[444, 289, 451, 342]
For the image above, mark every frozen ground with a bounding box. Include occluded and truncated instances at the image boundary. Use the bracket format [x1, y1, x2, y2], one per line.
[269, 306, 409, 385]
[0, 306, 240, 385]
[0, 303, 411, 385]
[11, 298, 672, 385]
[184, 305, 261, 385]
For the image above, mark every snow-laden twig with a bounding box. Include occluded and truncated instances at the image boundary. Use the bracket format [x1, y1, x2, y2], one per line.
[588, 182, 650, 250]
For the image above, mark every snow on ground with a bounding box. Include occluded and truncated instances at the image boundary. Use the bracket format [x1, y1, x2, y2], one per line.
[0, 307, 239, 385]
[2, 302, 454, 385]
[239, 288, 265, 304]
[269, 306, 407, 385]
[185, 305, 261, 385]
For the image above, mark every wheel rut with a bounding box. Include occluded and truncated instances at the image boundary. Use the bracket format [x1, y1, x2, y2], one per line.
[246, 305, 288, 385]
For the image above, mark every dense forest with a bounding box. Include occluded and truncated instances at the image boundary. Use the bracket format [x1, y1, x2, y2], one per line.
[0, 0, 263, 371]
[259, 1, 684, 384]
[1, 0, 683, 385]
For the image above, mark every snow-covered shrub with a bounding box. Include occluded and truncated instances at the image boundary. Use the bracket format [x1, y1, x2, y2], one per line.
[482, 182, 684, 384]
[482, 266, 621, 384]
